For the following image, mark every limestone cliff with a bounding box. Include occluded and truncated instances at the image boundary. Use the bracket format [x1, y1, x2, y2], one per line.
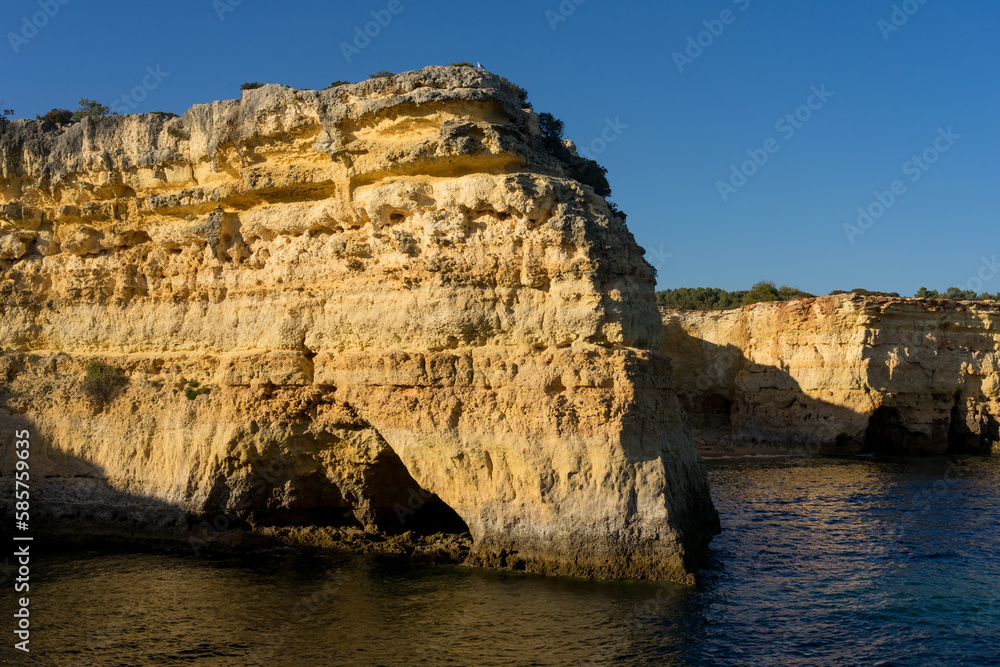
[662, 294, 1000, 456]
[0, 66, 718, 582]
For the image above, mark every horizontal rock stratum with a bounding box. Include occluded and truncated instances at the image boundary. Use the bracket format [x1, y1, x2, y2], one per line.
[662, 294, 1000, 456]
[0, 66, 719, 582]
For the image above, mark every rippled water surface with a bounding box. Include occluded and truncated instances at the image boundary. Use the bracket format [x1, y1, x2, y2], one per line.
[3, 456, 999, 666]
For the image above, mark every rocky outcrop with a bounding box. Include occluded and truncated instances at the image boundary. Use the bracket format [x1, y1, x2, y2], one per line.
[662, 294, 1000, 456]
[0, 66, 718, 582]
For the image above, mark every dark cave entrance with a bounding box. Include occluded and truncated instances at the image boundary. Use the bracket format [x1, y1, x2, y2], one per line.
[861, 406, 931, 455]
[361, 441, 471, 537]
[947, 392, 999, 455]
[377, 484, 471, 537]
[215, 473, 469, 537]
[683, 393, 734, 429]
[206, 431, 470, 539]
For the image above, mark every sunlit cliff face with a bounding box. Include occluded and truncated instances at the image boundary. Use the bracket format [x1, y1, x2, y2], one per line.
[663, 295, 1000, 456]
[0, 66, 718, 583]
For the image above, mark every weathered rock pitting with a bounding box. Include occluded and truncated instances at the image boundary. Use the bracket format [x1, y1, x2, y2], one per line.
[0, 66, 718, 582]
[662, 294, 1000, 456]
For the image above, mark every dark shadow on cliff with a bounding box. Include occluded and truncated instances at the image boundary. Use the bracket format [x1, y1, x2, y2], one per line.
[862, 322, 1000, 456]
[661, 319, 996, 457]
[0, 410, 193, 549]
[0, 406, 468, 562]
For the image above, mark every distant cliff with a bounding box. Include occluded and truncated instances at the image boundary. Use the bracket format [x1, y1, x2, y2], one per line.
[662, 294, 1000, 456]
[0, 66, 718, 582]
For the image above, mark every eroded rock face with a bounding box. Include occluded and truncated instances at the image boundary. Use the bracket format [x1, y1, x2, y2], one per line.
[0, 66, 718, 581]
[662, 294, 1000, 456]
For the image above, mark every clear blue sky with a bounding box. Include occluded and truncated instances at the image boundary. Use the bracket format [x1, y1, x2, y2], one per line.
[2, 0, 997, 295]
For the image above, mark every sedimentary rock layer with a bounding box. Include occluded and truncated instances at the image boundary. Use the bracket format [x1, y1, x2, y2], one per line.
[662, 294, 1000, 455]
[0, 66, 718, 581]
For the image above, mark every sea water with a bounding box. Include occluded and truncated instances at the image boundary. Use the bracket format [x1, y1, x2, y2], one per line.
[2, 456, 998, 666]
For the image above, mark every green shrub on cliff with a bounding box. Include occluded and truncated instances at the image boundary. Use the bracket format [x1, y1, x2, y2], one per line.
[656, 284, 815, 310]
[656, 288, 741, 310]
[538, 113, 565, 153]
[945, 287, 979, 301]
[913, 286, 1000, 301]
[746, 282, 814, 304]
[830, 288, 901, 298]
[776, 285, 814, 300]
[742, 281, 781, 305]
[185, 387, 210, 400]
[500, 78, 531, 109]
[37, 108, 73, 125]
[83, 360, 128, 402]
[241, 82, 265, 91]
[537, 112, 613, 198]
[607, 201, 627, 222]
[36, 102, 118, 126]
[567, 159, 611, 197]
[72, 98, 112, 123]
[658, 284, 1000, 310]
[178, 378, 211, 400]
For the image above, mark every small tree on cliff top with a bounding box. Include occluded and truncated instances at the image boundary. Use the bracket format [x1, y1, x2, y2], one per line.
[742, 281, 780, 306]
[538, 112, 565, 154]
[500, 78, 531, 108]
[38, 108, 73, 124]
[72, 98, 112, 123]
[537, 112, 613, 198]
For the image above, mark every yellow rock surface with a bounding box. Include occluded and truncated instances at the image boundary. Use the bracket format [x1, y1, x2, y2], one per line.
[662, 294, 1000, 455]
[0, 67, 718, 581]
